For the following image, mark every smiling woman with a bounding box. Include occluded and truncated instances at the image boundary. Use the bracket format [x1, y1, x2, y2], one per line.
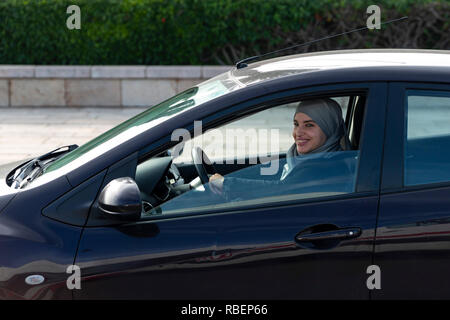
[293, 112, 327, 154]
[292, 98, 347, 155]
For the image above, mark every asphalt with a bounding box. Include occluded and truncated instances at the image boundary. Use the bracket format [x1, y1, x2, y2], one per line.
[0, 107, 145, 165]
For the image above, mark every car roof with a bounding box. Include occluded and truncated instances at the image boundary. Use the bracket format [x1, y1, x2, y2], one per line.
[229, 49, 450, 86]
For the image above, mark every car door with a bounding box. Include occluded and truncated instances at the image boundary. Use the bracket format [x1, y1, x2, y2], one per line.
[74, 82, 387, 299]
[373, 83, 450, 299]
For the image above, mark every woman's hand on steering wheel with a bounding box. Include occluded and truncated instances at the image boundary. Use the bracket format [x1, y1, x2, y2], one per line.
[191, 146, 218, 183]
[191, 147, 225, 195]
[209, 173, 224, 194]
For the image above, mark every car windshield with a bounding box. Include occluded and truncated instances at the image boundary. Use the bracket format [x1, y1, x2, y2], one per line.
[44, 72, 241, 174]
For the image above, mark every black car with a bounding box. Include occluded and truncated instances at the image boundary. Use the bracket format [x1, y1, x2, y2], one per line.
[1, 49, 450, 299]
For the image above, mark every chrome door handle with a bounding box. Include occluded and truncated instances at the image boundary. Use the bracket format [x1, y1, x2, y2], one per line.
[296, 227, 361, 242]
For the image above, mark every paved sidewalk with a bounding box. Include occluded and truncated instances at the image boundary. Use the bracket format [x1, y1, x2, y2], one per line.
[0, 107, 145, 165]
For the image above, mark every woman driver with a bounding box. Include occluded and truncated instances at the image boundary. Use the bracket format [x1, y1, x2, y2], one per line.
[209, 97, 349, 193]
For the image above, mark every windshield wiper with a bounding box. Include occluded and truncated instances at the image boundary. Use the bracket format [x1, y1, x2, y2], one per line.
[11, 159, 43, 189]
[10, 144, 78, 189]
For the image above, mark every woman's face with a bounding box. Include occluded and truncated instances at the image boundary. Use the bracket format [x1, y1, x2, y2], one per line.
[292, 112, 327, 154]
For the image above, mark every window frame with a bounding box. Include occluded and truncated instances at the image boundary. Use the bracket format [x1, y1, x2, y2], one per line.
[133, 82, 388, 221]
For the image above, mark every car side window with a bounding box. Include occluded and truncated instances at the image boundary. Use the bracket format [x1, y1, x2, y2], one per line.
[171, 96, 351, 165]
[137, 94, 365, 219]
[404, 90, 450, 186]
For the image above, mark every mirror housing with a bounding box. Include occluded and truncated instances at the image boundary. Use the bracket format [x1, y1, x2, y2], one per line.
[98, 177, 142, 221]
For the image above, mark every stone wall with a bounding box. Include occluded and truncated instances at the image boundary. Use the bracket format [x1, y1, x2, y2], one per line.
[0, 66, 232, 108]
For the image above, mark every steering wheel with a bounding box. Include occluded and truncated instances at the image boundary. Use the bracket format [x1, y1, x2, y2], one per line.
[191, 146, 217, 185]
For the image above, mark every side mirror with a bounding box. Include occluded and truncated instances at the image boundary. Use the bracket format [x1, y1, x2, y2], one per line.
[98, 177, 142, 221]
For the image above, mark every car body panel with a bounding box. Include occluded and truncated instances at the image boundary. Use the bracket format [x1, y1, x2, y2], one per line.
[0, 175, 78, 299]
[75, 196, 379, 299]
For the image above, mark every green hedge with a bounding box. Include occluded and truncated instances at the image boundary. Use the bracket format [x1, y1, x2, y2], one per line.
[0, 0, 448, 65]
